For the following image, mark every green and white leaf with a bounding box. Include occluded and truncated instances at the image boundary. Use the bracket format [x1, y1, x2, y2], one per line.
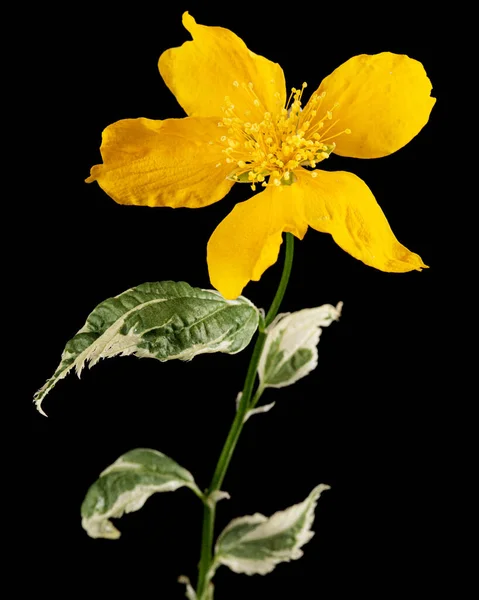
[206, 490, 231, 509]
[258, 303, 342, 389]
[212, 484, 330, 576]
[81, 448, 202, 540]
[235, 391, 276, 423]
[34, 281, 259, 414]
[178, 576, 214, 600]
[244, 401, 276, 422]
[178, 576, 197, 600]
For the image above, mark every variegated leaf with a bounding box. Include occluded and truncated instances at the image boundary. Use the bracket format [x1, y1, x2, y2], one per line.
[212, 484, 330, 575]
[81, 448, 202, 539]
[258, 303, 342, 389]
[34, 281, 259, 414]
[235, 392, 276, 423]
[178, 576, 197, 600]
[178, 576, 214, 600]
[206, 490, 231, 509]
[244, 402, 276, 422]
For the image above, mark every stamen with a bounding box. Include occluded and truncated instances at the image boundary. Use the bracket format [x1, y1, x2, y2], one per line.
[321, 128, 352, 143]
[217, 82, 343, 188]
[318, 118, 339, 139]
[285, 88, 295, 110]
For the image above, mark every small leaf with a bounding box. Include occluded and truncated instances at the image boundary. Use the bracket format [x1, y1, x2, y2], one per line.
[258, 303, 342, 389]
[178, 577, 214, 600]
[207, 490, 231, 509]
[244, 401, 276, 423]
[212, 484, 330, 575]
[235, 392, 276, 423]
[34, 281, 259, 414]
[178, 576, 197, 600]
[81, 448, 202, 539]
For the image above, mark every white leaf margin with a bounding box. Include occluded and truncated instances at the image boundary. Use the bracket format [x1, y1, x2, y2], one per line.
[81, 452, 203, 540]
[244, 402, 276, 423]
[206, 490, 231, 509]
[211, 483, 330, 576]
[235, 391, 276, 423]
[178, 576, 197, 600]
[258, 303, 343, 389]
[178, 576, 214, 600]
[77, 289, 258, 371]
[34, 284, 259, 415]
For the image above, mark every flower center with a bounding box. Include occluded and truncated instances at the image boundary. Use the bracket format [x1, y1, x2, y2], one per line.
[215, 82, 351, 190]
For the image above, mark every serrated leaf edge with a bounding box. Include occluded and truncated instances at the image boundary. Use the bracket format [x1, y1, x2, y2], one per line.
[34, 285, 258, 414]
[259, 303, 342, 389]
[212, 484, 330, 576]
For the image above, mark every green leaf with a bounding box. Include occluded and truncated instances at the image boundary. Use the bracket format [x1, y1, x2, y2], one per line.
[81, 448, 203, 539]
[212, 484, 330, 576]
[34, 281, 259, 414]
[258, 303, 342, 389]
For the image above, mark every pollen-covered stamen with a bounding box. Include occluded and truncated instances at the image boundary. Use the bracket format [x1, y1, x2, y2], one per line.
[321, 128, 352, 143]
[215, 83, 351, 190]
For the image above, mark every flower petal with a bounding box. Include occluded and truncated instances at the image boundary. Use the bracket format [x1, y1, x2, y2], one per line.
[295, 169, 427, 272]
[308, 53, 435, 158]
[159, 12, 286, 119]
[86, 116, 234, 208]
[207, 186, 307, 299]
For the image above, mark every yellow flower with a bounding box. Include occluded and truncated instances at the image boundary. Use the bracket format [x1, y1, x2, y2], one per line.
[87, 12, 435, 300]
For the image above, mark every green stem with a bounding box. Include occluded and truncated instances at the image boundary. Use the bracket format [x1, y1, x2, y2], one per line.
[264, 232, 295, 328]
[249, 386, 264, 411]
[196, 233, 295, 598]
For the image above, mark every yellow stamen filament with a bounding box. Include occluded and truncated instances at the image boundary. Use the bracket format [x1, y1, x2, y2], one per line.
[321, 128, 352, 143]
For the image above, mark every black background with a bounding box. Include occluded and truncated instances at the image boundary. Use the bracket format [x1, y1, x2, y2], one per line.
[28, 2, 450, 598]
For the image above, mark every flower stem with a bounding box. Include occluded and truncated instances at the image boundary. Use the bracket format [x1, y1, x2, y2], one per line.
[196, 233, 295, 598]
[264, 232, 295, 328]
